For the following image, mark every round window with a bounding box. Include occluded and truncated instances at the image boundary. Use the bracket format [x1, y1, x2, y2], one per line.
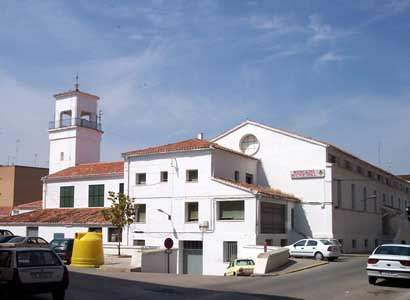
[239, 134, 260, 155]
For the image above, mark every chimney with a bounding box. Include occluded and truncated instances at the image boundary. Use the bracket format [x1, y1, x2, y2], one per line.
[197, 132, 204, 140]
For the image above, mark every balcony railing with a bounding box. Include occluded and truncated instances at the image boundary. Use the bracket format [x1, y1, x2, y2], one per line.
[49, 118, 102, 131]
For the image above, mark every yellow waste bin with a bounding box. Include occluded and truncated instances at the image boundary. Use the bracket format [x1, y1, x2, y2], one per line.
[70, 232, 104, 268]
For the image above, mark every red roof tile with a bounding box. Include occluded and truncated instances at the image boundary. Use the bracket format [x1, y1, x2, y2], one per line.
[213, 177, 299, 202]
[0, 208, 110, 225]
[0, 207, 11, 217]
[123, 138, 258, 160]
[54, 89, 99, 99]
[47, 161, 123, 179]
[14, 200, 43, 210]
[398, 175, 410, 182]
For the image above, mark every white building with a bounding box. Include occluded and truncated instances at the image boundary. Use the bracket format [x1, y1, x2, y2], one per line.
[1, 88, 409, 275]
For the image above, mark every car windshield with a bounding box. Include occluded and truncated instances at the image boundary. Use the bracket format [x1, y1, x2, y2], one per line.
[17, 250, 61, 267]
[374, 246, 410, 256]
[320, 240, 332, 245]
[0, 236, 18, 243]
[50, 240, 68, 248]
[0, 230, 13, 237]
[8, 237, 25, 243]
[236, 260, 255, 266]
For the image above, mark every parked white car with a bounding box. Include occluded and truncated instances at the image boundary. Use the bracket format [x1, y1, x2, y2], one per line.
[0, 247, 69, 299]
[367, 244, 410, 285]
[286, 239, 341, 261]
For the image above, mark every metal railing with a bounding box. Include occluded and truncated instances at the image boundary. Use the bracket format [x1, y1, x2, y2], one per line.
[49, 118, 102, 131]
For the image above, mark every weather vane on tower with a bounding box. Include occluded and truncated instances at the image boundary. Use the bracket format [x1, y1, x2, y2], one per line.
[75, 72, 79, 91]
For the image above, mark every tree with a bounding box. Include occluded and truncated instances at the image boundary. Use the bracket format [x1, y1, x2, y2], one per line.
[102, 192, 135, 256]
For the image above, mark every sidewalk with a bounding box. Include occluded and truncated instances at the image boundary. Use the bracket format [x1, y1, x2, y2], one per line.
[78, 255, 329, 276]
[69, 255, 137, 273]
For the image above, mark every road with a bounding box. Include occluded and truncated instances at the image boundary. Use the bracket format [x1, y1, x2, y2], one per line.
[17, 257, 410, 299]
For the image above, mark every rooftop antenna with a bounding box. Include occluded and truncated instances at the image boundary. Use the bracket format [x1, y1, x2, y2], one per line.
[75, 72, 79, 91]
[34, 153, 38, 167]
[15, 139, 20, 165]
[378, 141, 382, 166]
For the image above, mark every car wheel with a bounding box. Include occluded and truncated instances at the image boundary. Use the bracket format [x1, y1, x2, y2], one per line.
[233, 272, 236, 276]
[314, 252, 324, 260]
[52, 289, 65, 300]
[368, 276, 377, 285]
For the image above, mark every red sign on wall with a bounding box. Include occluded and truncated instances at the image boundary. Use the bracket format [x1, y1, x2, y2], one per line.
[291, 169, 325, 179]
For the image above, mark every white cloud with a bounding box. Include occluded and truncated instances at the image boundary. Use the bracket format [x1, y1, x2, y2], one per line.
[312, 51, 354, 71]
[308, 14, 337, 43]
[249, 15, 303, 34]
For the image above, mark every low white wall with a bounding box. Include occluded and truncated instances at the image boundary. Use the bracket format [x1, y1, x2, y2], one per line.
[240, 245, 282, 261]
[141, 249, 178, 273]
[253, 248, 289, 275]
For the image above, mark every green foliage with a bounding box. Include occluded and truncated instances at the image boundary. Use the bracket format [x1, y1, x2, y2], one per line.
[102, 192, 135, 256]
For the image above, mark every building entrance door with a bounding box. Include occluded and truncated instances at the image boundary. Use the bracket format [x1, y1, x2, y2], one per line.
[182, 241, 203, 275]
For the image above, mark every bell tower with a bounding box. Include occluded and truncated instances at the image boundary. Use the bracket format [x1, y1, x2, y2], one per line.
[48, 83, 103, 174]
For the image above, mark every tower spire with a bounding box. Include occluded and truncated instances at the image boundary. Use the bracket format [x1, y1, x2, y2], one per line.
[75, 73, 79, 91]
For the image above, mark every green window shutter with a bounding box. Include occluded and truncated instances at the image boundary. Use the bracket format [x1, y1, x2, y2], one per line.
[89, 185, 105, 207]
[60, 186, 74, 208]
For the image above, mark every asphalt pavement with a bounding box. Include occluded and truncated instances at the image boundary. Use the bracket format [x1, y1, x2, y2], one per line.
[18, 256, 410, 300]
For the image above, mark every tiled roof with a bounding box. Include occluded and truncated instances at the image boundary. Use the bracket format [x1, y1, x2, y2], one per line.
[54, 89, 99, 99]
[122, 138, 258, 160]
[212, 177, 299, 202]
[0, 208, 110, 225]
[0, 207, 11, 217]
[398, 175, 410, 182]
[47, 161, 123, 180]
[14, 200, 43, 210]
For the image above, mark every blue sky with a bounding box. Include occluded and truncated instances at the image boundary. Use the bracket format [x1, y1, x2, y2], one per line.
[0, 0, 409, 173]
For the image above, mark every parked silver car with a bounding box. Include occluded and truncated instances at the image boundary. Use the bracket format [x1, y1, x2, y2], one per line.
[0, 247, 69, 299]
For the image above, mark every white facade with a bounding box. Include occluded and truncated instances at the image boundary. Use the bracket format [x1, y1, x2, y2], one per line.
[3, 88, 410, 275]
[49, 91, 102, 174]
[123, 149, 295, 275]
[43, 176, 123, 209]
[212, 121, 410, 253]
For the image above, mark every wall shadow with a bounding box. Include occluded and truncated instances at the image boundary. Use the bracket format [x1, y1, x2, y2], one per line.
[1, 270, 305, 300]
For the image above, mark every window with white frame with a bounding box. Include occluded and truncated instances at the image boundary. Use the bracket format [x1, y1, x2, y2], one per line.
[136, 173, 146, 185]
[260, 202, 286, 234]
[160, 171, 168, 182]
[373, 190, 377, 212]
[336, 180, 342, 208]
[108, 228, 122, 243]
[186, 202, 198, 222]
[135, 204, 146, 223]
[234, 170, 240, 182]
[245, 173, 253, 184]
[218, 201, 244, 220]
[223, 241, 237, 262]
[133, 240, 145, 246]
[351, 184, 356, 210]
[186, 169, 198, 182]
[239, 134, 260, 156]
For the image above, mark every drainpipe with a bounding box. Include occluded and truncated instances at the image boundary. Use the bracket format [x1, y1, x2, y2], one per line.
[41, 177, 47, 209]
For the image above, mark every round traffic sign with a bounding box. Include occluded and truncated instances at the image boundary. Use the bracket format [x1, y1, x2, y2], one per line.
[164, 238, 174, 249]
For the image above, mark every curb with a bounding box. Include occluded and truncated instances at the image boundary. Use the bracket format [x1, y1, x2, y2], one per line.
[279, 261, 328, 275]
[252, 261, 328, 277]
